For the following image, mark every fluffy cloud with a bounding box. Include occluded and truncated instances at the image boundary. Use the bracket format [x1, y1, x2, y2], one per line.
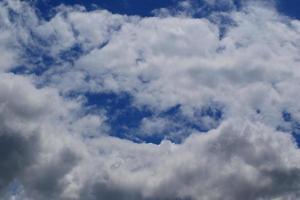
[0, 0, 300, 199]
[58, 120, 300, 200]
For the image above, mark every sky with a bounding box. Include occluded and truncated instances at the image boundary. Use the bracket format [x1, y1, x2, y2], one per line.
[0, 0, 300, 199]
[34, 0, 300, 19]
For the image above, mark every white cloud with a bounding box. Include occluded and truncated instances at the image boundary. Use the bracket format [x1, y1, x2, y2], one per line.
[64, 120, 300, 200]
[0, 0, 300, 199]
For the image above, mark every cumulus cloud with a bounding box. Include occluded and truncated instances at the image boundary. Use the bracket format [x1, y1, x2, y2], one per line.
[0, 0, 300, 199]
[0, 74, 77, 197]
[61, 120, 300, 200]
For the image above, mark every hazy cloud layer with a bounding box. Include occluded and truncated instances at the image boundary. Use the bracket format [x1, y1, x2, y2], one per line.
[0, 0, 300, 199]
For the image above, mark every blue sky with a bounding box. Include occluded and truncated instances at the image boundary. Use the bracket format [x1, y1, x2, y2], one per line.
[1, 0, 300, 199]
[277, 0, 300, 19]
[34, 0, 300, 19]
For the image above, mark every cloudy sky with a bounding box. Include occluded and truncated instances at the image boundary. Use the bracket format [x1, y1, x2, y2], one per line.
[0, 0, 300, 199]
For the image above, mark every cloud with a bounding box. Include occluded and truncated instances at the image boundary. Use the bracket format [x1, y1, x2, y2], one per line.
[0, 0, 300, 199]
[37, 0, 300, 121]
[0, 73, 87, 199]
[63, 120, 300, 200]
[0, 133, 39, 193]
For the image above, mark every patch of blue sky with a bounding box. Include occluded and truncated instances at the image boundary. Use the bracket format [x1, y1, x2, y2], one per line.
[10, 22, 114, 76]
[158, 104, 223, 143]
[277, 0, 300, 20]
[10, 34, 57, 75]
[84, 92, 223, 144]
[32, 0, 300, 20]
[32, 0, 244, 19]
[84, 92, 154, 141]
[159, 104, 223, 132]
[11, 40, 85, 76]
[33, 0, 176, 20]
[82, 91, 300, 146]
[277, 111, 300, 148]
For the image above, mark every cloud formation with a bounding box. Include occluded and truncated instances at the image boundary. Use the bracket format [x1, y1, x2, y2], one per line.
[0, 0, 300, 199]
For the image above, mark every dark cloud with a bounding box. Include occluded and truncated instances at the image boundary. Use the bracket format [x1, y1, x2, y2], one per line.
[23, 148, 79, 199]
[0, 131, 39, 193]
[79, 181, 143, 200]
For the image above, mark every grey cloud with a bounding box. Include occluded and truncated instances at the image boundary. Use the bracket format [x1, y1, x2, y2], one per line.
[0, 73, 81, 199]
[23, 148, 79, 200]
[64, 121, 300, 200]
[0, 132, 39, 193]
[79, 181, 143, 200]
[260, 168, 300, 198]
